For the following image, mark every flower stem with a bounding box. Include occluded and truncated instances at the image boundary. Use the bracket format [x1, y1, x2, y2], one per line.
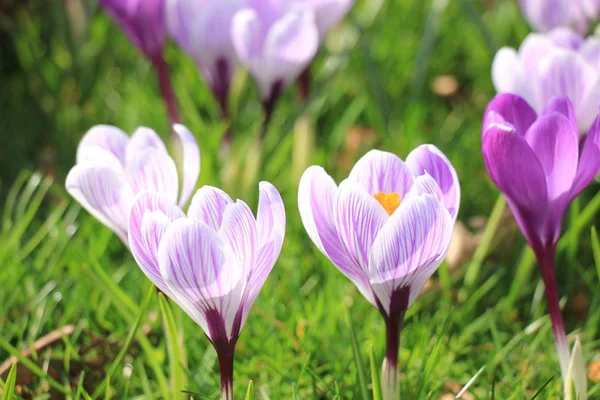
[534, 245, 571, 384]
[381, 312, 405, 400]
[152, 54, 180, 129]
[217, 347, 235, 400]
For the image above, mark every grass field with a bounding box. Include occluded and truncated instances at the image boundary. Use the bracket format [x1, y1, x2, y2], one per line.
[2, 0, 600, 398]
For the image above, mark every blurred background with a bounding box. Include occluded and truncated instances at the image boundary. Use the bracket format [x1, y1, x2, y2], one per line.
[4, 0, 600, 398]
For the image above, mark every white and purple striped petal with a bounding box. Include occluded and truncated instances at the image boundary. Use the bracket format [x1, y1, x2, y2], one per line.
[348, 150, 414, 197]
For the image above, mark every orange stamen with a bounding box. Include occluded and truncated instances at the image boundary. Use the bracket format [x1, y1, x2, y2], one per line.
[373, 192, 401, 216]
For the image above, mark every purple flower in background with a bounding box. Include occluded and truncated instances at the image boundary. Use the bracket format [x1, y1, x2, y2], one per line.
[482, 93, 600, 385]
[66, 124, 200, 244]
[98, 0, 180, 124]
[128, 182, 285, 399]
[232, 0, 319, 131]
[295, 0, 355, 38]
[298, 147, 459, 400]
[166, 0, 245, 118]
[492, 27, 600, 134]
[519, 0, 600, 33]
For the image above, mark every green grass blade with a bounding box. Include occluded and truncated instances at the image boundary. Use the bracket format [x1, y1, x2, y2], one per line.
[345, 308, 369, 400]
[158, 293, 188, 399]
[591, 227, 600, 285]
[1, 363, 18, 400]
[244, 380, 255, 400]
[92, 285, 154, 398]
[370, 347, 381, 400]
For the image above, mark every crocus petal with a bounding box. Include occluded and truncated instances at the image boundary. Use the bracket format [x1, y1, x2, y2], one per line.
[405, 145, 460, 220]
[333, 180, 389, 303]
[482, 93, 538, 136]
[300, 0, 355, 37]
[571, 115, 600, 196]
[231, 9, 263, 64]
[525, 113, 579, 203]
[520, 0, 571, 32]
[125, 127, 168, 164]
[403, 174, 444, 204]
[256, 181, 286, 249]
[76, 125, 128, 165]
[219, 200, 258, 283]
[187, 186, 234, 230]
[492, 47, 533, 106]
[482, 124, 549, 243]
[174, 124, 201, 207]
[128, 192, 185, 296]
[348, 150, 415, 197]
[580, 36, 600, 66]
[368, 194, 453, 314]
[298, 166, 375, 304]
[66, 165, 131, 243]
[541, 96, 578, 132]
[125, 148, 179, 204]
[548, 27, 584, 49]
[159, 219, 244, 340]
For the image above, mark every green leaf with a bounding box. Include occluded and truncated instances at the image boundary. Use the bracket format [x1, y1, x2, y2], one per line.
[370, 347, 381, 400]
[1, 363, 17, 400]
[591, 227, 600, 286]
[345, 307, 369, 400]
[158, 293, 188, 399]
[244, 380, 255, 400]
[92, 284, 154, 398]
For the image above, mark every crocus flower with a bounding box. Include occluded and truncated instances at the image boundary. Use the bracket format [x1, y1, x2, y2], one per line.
[492, 27, 600, 135]
[232, 0, 319, 131]
[166, 0, 245, 118]
[298, 147, 459, 400]
[519, 0, 600, 34]
[128, 182, 285, 399]
[66, 124, 200, 244]
[482, 93, 600, 390]
[98, 0, 180, 124]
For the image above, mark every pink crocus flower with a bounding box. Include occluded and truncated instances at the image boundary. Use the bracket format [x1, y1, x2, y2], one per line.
[128, 182, 285, 399]
[518, 0, 600, 34]
[66, 124, 200, 244]
[298, 147, 459, 400]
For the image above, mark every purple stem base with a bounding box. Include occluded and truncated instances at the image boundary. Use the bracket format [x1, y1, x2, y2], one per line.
[152, 55, 180, 129]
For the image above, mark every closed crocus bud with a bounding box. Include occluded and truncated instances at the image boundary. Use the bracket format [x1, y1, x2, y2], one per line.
[232, 0, 319, 112]
[66, 124, 200, 244]
[99, 0, 167, 59]
[519, 0, 600, 33]
[298, 147, 459, 400]
[166, 0, 245, 116]
[492, 28, 600, 135]
[128, 182, 285, 400]
[482, 93, 600, 390]
[295, 0, 355, 38]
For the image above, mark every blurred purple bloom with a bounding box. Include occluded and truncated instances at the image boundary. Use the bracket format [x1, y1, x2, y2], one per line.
[231, 0, 319, 102]
[519, 0, 600, 33]
[128, 182, 285, 399]
[295, 0, 355, 38]
[482, 93, 600, 381]
[98, 0, 167, 59]
[298, 147, 459, 399]
[66, 124, 200, 244]
[167, 0, 245, 114]
[492, 28, 600, 134]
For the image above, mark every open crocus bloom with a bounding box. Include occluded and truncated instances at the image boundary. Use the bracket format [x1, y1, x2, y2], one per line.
[231, 0, 319, 102]
[518, 0, 600, 34]
[99, 0, 167, 59]
[482, 94, 600, 251]
[298, 146, 459, 316]
[492, 27, 600, 134]
[295, 0, 355, 38]
[128, 182, 285, 399]
[66, 124, 200, 244]
[166, 0, 245, 111]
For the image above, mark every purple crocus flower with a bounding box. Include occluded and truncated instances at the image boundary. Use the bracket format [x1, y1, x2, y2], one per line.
[231, 0, 319, 131]
[492, 27, 600, 135]
[519, 0, 600, 33]
[98, 0, 180, 124]
[166, 0, 245, 119]
[66, 124, 200, 244]
[298, 147, 459, 400]
[482, 93, 600, 384]
[295, 0, 355, 39]
[128, 182, 285, 399]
